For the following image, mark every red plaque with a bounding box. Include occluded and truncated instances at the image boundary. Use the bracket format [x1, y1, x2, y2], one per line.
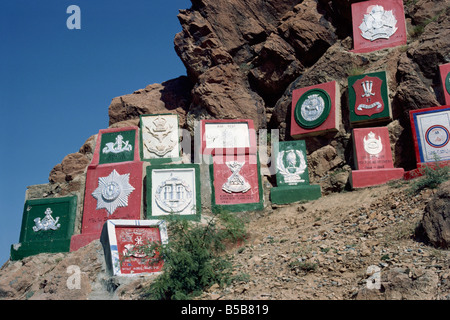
[439, 63, 450, 105]
[352, 75, 384, 117]
[350, 127, 404, 188]
[351, 0, 407, 53]
[211, 154, 261, 205]
[70, 162, 143, 251]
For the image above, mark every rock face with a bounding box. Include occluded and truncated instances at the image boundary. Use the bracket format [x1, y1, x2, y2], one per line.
[421, 181, 450, 249]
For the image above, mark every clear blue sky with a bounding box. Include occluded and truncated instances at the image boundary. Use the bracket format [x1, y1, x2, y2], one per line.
[0, 0, 191, 265]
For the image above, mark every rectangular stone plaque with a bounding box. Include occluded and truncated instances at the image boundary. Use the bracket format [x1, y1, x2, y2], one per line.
[200, 119, 257, 156]
[290, 81, 341, 139]
[103, 219, 168, 276]
[90, 126, 140, 166]
[70, 162, 143, 251]
[439, 63, 450, 105]
[274, 140, 311, 186]
[210, 154, 263, 212]
[146, 164, 201, 221]
[11, 196, 78, 260]
[352, 127, 394, 170]
[351, 0, 407, 53]
[348, 71, 392, 127]
[410, 105, 450, 164]
[350, 126, 404, 188]
[140, 114, 181, 163]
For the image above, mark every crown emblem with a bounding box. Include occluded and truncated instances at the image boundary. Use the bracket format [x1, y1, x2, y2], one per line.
[152, 116, 168, 132]
[359, 5, 398, 41]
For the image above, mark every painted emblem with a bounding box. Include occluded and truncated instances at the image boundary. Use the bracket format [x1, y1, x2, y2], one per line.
[294, 88, 331, 129]
[222, 161, 251, 193]
[155, 174, 193, 213]
[277, 149, 307, 185]
[352, 75, 384, 117]
[359, 5, 398, 41]
[102, 134, 132, 154]
[122, 235, 155, 259]
[144, 116, 177, 157]
[92, 169, 135, 215]
[425, 125, 450, 148]
[32, 208, 61, 232]
[363, 131, 383, 155]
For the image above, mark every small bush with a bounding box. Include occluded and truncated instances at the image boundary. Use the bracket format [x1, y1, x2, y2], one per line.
[408, 158, 449, 194]
[142, 210, 247, 300]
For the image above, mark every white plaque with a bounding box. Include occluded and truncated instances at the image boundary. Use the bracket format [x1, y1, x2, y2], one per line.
[204, 122, 250, 149]
[415, 110, 450, 162]
[141, 114, 180, 160]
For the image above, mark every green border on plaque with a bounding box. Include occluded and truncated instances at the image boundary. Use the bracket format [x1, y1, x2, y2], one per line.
[146, 163, 201, 221]
[294, 88, 331, 129]
[348, 71, 390, 125]
[209, 154, 264, 213]
[273, 140, 311, 187]
[445, 72, 450, 95]
[10, 195, 78, 261]
[270, 184, 321, 205]
[139, 113, 182, 165]
[99, 130, 136, 164]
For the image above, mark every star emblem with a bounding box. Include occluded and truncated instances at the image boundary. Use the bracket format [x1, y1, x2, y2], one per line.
[92, 169, 135, 215]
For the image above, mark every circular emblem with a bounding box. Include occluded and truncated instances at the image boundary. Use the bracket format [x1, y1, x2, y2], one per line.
[425, 125, 450, 148]
[155, 176, 193, 213]
[102, 181, 121, 201]
[363, 131, 383, 155]
[294, 88, 331, 129]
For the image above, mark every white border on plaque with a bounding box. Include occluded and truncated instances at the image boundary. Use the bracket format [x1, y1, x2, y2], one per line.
[415, 109, 450, 162]
[106, 219, 168, 276]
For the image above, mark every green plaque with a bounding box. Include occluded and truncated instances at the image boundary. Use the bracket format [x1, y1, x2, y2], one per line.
[10, 196, 78, 260]
[271, 140, 321, 204]
[446, 72, 450, 95]
[348, 71, 391, 126]
[99, 130, 136, 164]
[294, 89, 331, 129]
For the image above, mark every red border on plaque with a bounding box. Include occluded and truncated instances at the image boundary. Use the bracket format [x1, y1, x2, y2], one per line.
[200, 119, 257, 156]
[351, 0, 407, 53]
[439, 63, 450, 105]
[290, 81, 340, 139]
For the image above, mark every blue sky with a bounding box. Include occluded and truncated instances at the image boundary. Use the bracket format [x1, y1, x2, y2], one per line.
[0, 0, 191, 265]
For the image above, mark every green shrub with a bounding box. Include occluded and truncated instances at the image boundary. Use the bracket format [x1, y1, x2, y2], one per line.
[408, 157, 449, 194]
[141, 209, 247, 300]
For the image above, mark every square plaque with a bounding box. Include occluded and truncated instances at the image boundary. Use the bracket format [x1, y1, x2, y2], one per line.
[200, 119, 257, 156]
[103, 219, 168, 276]
[351, 0, 407, 53]
[348, 71, 392, 127]
[410, 105, 450, 164]
[290, 81, 341, 139]
[11, 196, 78, 260]
[210, 154, 264, 212]
[146, 164, 201, 221]
[90, 126, 140, 166]
[140, 114, 181, 164]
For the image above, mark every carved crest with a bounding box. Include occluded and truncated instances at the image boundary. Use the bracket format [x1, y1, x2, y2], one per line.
[92, 169, 135, 215]
[277, 149, 307, 185]
[144, 116, 177, 157]
[32, 208, 61, 232]
[155, 174, 193, 213]
[359, 5, 398, 41]
[363, 131, 383, 155]
[352, 75, 384, 117]
[222, 161, 251, 194]
[102, 134, 132, 154]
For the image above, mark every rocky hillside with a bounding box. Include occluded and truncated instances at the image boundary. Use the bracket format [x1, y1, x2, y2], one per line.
[1, 0, 449, 300]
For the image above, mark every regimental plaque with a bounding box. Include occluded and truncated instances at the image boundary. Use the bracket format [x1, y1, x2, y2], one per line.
[91, 126, 140, 166]
[104, 219, 168, 276]
[200, 119, 257, 155]
[410, 105, 450, 163]
[80, 162, 143, 236]
[99, 130, 135, 164]
[274, 140, 311, 186]
[352, 127, 394, 170]
[140, 114, 181, 163]
[351, 0, 407, 53]
[348, 71, 391, 126]
[439, 63, 450, 105]
[210, 154, 263, 211]
[146, 164, 201, 221]
[290, 81, 340, 139]
[10, 196, 78, 260]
